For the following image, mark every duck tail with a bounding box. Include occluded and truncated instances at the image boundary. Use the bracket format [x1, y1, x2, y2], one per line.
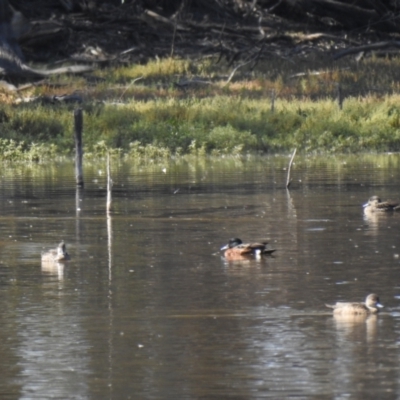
[263, 249, 276, 255]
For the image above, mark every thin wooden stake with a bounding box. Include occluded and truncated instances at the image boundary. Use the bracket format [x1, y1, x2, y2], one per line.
[107, 212, 112, 282]
[106, 151, 112, 213]
[74, 108, 84, 187]
[286, 148, 297, 189]
[271, 89, 275, 113]
[337, 84, 343, 110]
[170, 17, 177, 58]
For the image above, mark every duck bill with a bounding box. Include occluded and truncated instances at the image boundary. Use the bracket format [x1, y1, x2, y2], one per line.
[363, 202, 369, 208]
[220, 244, 229, 251]
[376, 302, 384, 308]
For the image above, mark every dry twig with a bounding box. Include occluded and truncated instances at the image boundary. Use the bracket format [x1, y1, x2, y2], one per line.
[286, 148, 297, 189]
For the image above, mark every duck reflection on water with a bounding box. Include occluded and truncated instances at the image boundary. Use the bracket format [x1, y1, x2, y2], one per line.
[41, 260, 65, 279]
[331, 313, 378, 343]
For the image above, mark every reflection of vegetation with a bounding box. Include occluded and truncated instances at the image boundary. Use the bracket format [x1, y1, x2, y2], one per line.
[1, 153, 400, 190]
[4, 57, 400, 160]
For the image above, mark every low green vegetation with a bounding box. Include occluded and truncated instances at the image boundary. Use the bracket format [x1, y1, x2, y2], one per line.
[2, 55, 400, 161]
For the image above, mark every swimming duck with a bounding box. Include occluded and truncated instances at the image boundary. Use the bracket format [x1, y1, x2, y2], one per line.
[363, 196, 400, 212]
[220, 238, 276, 260]
[326, 293, 383, 315]
[41, 241, 71, 263]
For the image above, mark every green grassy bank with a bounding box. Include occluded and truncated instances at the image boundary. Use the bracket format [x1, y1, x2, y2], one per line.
[2, 56, 400, 161]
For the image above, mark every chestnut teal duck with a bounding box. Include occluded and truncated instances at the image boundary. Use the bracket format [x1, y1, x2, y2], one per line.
[220, 238, 276, 260]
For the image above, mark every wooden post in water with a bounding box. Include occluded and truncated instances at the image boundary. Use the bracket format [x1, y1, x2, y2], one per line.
[286, 148, 297, 189]
[337, 84, 343, 110]
[106, 151, 112, 213]
[106, 151, 113, 284]
[271, 89, 275, 113]
[74, 108, 84, 187]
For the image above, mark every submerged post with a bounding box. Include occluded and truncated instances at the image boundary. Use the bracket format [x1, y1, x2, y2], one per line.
[286, 148, 297, 189]
[106, 151, 112, 213]
[74, 108, 84, 187]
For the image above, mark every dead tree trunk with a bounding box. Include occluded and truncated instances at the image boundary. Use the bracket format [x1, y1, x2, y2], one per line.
[0, 0, 23, 56]
[0, 0, 52, 79]
[0, 0, 92, 81]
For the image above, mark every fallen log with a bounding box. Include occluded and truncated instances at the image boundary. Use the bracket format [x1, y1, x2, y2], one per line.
[333, 41, 400, 60]
[279, 0, 398, 32]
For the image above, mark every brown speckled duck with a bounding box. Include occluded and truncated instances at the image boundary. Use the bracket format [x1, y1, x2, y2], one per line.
[363, 196, 400, 213]
[220, 238, 276, 260]
[41, 241, 71, 263]
[326, 294, 383, 315]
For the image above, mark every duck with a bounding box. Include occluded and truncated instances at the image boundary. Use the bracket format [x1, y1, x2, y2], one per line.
[41, 241, 71, 263]
[363, 195, 400, 212]
[220, 238, 276, 260]
[325, 293, 383, 315]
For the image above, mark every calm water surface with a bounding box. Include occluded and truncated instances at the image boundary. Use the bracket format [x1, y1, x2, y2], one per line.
[1, 154, 400, 399]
